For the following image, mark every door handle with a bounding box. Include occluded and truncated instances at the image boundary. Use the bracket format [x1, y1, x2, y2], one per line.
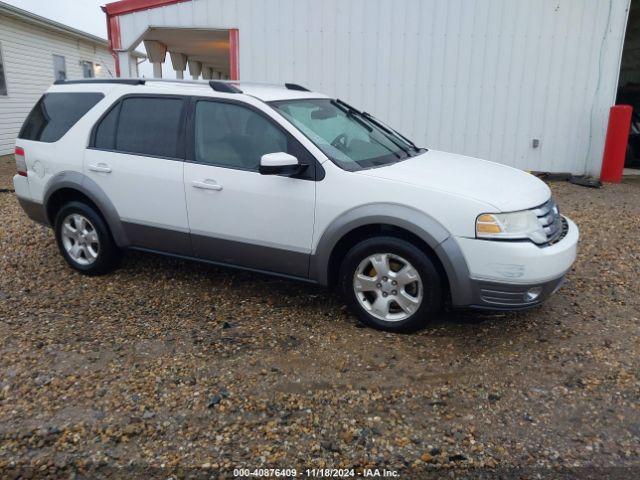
[192, 180, 223, 191]
[88, 163, 112, 173]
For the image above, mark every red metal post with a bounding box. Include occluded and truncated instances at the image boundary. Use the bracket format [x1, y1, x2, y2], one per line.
[229, 29, 240, 81]
[600, 105, 633, 183]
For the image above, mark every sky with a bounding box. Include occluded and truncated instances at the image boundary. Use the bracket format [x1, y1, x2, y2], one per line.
[3, 0, 161, 78]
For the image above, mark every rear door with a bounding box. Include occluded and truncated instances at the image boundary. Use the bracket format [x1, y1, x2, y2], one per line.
[85, 95, 191, 255]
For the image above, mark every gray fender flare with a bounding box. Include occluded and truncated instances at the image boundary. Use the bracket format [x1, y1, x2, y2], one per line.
[43, 171, 129, 247]
[310, 203, 474, 306]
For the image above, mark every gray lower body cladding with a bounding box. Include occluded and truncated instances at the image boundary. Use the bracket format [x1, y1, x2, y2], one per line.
[190, 233, 309, 279]
[17, 197, 49, 226]
[122, 222, 192, 257]
[15, 197, 565, 312]
[16, 196, 311, 281]
[122, 222, 310, 280]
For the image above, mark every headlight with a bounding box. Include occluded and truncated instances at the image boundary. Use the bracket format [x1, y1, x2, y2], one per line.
[476, 211, 547, 243]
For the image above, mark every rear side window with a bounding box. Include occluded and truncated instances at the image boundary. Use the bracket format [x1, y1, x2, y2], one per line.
[93, 96, 185, 159]
[19, 92, 104, 142]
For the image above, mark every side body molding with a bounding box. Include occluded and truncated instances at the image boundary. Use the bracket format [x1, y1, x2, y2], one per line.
[310, 203, 474, 306]
[43, 171, 129, 247]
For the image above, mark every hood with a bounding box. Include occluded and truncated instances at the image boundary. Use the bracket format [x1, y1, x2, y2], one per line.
[357, 150, 551, 212]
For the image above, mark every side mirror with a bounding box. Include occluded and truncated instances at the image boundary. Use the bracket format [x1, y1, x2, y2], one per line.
[259, 152, 308, 176]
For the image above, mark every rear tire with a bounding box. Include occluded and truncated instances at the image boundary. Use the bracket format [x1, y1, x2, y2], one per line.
[339, 236, 443, 332]
[54, 201, 121, 276]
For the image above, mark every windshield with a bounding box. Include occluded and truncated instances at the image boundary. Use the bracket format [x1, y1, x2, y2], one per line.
[269, 98, 425, 171]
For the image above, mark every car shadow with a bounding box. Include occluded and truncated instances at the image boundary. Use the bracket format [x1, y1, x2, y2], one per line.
[118, 249, 540, 332]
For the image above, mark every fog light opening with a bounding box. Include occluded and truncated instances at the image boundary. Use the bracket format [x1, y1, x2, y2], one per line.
[524, 287, 543, 302]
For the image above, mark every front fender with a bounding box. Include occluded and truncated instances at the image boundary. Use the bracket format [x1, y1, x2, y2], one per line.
[310, 203, 474, 306]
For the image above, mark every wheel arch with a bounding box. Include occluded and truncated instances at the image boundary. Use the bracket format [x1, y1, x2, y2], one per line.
[44, 171, 129, 247]
[311, 203, 474, 306]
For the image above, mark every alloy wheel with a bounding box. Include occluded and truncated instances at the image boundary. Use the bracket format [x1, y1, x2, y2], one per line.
[353, 253, 423, 322]
[60, 213, 100, 266]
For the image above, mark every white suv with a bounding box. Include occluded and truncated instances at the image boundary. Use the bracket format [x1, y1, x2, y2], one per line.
[13, 79, 579, 331]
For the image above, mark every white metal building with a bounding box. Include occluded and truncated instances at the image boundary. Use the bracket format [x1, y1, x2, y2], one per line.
[0, 2, 145, 156]
[78, 1, 640, 175]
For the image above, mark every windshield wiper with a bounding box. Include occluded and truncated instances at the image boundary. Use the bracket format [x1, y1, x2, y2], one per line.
[332, 100, 404, 159]
[331, 100, 372, 132]
[335, 99, 414, 158]
[361, 111, 423, 153]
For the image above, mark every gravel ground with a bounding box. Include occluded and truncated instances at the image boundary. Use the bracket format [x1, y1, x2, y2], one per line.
[1, 157, 639, 479]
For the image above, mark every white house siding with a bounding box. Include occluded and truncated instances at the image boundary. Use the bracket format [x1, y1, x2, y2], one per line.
[116, 0, 631, 175]
[0, 14, 115, 156]
[128, 54, 139, 80]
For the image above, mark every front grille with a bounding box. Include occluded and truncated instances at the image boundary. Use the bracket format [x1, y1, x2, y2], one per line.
[532, 198, 564, 245]
[547, 217, 569, 246]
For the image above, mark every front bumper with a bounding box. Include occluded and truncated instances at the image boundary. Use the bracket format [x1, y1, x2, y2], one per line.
[450, 216, 578, 309]
[465, 275, 566, 310]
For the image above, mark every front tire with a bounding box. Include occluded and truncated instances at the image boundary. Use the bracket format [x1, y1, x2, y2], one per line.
[339, 237, 443, 332]
[54, 201, 120, 276]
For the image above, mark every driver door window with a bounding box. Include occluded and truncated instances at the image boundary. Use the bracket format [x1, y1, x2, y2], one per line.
[195, 101, 288, 170]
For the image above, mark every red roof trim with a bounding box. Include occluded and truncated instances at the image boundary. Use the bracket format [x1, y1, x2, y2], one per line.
[103, 0, 191, 17]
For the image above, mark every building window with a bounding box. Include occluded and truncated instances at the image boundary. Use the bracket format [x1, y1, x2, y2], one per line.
[0, 42, 7, 96]
[81, 61, 94, 78]
[53, 54, 66, 81]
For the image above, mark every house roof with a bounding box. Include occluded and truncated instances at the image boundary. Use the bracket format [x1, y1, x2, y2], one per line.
[0, 1, 145, 57]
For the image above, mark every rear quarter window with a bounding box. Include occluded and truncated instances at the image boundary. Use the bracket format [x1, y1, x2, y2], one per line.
[19, 92, 104, 142]
[92, 96, 186, 159]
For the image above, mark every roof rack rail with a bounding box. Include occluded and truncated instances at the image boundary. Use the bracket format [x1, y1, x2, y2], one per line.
[54, 78, 247, 94]
[54, 79, 146, 86]
[209, 81, 243, 94]
[285, 83, 310, 92]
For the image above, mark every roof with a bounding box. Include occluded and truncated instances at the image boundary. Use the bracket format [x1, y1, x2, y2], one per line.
[51, 79, 329, 102]
[0, 1, 144, 57]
